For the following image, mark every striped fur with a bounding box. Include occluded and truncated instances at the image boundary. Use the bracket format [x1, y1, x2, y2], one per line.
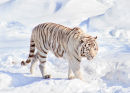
[21, 23, 98, 80]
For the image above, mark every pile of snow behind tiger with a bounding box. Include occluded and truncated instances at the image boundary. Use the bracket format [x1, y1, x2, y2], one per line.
[0, 0, 130, 93]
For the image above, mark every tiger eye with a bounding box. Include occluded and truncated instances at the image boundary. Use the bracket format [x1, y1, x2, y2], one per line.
[88, 44, 91, 46]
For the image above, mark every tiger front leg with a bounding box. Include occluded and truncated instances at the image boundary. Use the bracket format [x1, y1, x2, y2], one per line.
[70, 60, 84, 81]
[68, 62, 76, 79]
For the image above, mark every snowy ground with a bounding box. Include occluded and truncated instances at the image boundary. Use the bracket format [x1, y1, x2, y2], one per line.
[0, 0, 130, 93]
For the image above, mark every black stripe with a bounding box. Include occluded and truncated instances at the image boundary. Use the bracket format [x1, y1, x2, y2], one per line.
[74, 55, 81, 62]
[42, 49, 47, 54]
[30, 49, 35, 53]
[26, 60, 31, 63]
[39, 55, 46, 58]
[39, 44, 48, 54]
[30, 44, 35, 47]
[29, 55, 34, 57]
[41, 61, 46, 63]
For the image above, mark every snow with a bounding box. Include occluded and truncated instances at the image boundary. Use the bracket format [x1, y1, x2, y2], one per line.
[0, 0, 130, 93]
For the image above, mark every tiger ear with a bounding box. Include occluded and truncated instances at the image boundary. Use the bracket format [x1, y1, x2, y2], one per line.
[94, 36, 97, 39]
[72, 27, 80, 31]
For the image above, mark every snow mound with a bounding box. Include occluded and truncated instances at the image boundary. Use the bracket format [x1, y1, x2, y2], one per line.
[86, 0, 130, 46]
[103, 70, 130, 87]
[0, 73, 12, 89]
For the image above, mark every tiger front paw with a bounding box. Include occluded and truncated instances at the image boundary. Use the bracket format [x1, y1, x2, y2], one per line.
[44, 75, 51, 79]
[68, 76, 76, 79]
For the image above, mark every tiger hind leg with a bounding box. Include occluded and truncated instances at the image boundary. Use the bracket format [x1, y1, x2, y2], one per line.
[38, 52, 51, 79]
[30, 53, 39, 74]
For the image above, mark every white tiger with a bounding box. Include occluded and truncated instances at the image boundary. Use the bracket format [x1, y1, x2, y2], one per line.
[21, 23, 98, 81]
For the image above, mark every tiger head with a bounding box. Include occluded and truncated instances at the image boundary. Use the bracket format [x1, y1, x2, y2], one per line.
[80, 36, 98, 60]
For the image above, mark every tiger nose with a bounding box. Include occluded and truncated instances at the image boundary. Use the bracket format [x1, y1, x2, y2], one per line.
[90, 48, 95, 55]
[91, 55, 94, 58]
[90, 48, 96, 58]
